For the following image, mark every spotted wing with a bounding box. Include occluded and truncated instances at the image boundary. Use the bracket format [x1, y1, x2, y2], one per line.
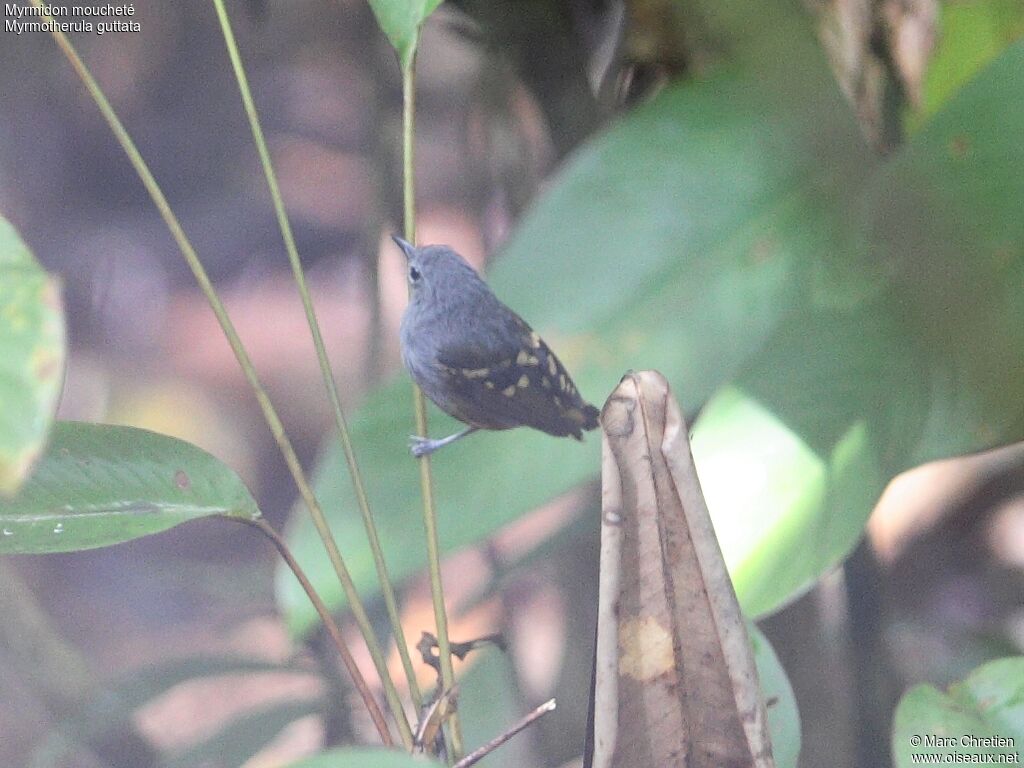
[435, 314, 598, 438]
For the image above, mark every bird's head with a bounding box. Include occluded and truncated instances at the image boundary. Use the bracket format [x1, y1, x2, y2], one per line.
[391, 236, 486, 309]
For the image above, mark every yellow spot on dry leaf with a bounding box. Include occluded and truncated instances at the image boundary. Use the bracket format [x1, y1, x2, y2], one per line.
[619, 616, 675, 681]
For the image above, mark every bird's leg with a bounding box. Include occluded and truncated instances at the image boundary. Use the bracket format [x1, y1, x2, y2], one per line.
[408, 426, 477, 457]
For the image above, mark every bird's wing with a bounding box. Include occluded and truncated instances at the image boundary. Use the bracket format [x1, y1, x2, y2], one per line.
[434, 313, 597, 437]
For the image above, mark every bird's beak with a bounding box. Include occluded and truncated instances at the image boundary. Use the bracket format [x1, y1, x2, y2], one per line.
[391, 235, 416, 260]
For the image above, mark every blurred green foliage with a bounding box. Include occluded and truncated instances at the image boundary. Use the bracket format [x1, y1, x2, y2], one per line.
[0, 217, 65, 496]
[280, 29, 1024, 634]
[911, 0, 1024, 131]
[892, 657, 1024, 765]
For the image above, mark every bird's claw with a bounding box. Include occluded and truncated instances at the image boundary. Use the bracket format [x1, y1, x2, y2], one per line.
[408, 435, 437, 458]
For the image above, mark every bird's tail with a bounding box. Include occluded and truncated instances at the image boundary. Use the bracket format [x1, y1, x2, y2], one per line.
[565, 402, 601, 440]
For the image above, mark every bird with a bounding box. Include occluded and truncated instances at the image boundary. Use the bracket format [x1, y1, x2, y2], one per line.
[394, 236, 600, 457]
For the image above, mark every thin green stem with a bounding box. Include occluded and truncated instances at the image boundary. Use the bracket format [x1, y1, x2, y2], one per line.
[234, 517, 393, 745]
[32, 1, 412, 748]
[402, 62, 462, 762]
[210, 0, 424, 717]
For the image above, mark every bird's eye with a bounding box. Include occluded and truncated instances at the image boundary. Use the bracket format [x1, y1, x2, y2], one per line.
[408, 265, 421, 284]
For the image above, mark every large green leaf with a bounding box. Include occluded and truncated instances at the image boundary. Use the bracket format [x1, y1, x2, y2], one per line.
[367, 0, 443, 69]
[284, 748, 442, 768]
[280, 30, 1024, 632]
[892, 657, 1024, 766]
[911, 0, 1024, 129]
[279, 1, 868, 634]
[708, 42, 1024, 608]
[457, 647, 533, 768]
[0, 217, 66, 496]
[0, 422, 259, 553]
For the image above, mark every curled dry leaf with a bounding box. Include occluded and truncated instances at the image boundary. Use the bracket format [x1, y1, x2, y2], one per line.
[590, 371, 773, 768]
[810, 0, 937, 149]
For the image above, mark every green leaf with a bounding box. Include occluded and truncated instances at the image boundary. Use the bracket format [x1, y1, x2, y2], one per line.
[0, 217, 66, 496]
[752, 624, 801, 768]
[279, 1, 869, 635]
[695, 304, 921, 613]
[162, 698, 322, 768]
[457, 648, 532, 768]
[280, 33, 1024, 631]
[367, 0, 443, 69]
[0, 422, 259, 553]
[892, 657, 1024, 766]
[910, 0, 1024, 130]
[284, 748, 442, 768]
[708, 43, 1024, 614]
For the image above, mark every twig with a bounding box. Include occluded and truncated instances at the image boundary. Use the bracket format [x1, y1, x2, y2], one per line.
[453, 699, 557, 768]
[230, 517, 393, 745]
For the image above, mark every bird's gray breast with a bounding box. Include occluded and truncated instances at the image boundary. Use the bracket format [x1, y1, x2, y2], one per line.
[400, 300, 461, 414]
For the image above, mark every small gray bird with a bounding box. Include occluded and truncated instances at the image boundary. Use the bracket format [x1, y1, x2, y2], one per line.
[394, 236, 600, 457]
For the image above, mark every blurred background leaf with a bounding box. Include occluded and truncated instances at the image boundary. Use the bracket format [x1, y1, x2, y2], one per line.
[0, 216, 66, 496]
[910, 0, 1024, 130]
[456, 647, 532, 768]
[892, 657, 1024, 766]
[279, 0, 870, 633]
[280, 34, 1024, 631]
[0, 422, 259, 553]
[753, 624, 801, 768]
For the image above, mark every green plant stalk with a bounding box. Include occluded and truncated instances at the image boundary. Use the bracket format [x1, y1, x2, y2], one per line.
[32, 1, 410, 748]
[210, 0, 424, 717]
[236, 517, 393, 745]
[402, 61, 463, 762]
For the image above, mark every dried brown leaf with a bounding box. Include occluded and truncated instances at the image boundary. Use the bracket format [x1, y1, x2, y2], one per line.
[591, 371, 773, 768]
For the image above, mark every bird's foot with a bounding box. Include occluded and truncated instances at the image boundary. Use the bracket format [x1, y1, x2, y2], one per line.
[408, 435, 441, 458]
[408, 427, 478, 457]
